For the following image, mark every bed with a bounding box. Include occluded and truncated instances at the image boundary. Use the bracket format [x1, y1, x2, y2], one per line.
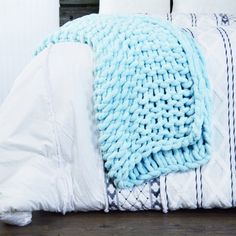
[0, 10, 236, 226]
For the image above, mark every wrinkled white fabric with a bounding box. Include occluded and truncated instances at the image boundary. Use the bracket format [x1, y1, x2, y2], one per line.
[160, 27, 236, 212]
[0, 212, 32, 227]
[0, 43, 107, 226]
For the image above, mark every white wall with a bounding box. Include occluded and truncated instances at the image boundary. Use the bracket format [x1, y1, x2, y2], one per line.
[0, 0, 59, 104]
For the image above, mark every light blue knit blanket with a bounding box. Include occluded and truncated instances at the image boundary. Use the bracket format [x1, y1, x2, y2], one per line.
[36, 14, 211, 188]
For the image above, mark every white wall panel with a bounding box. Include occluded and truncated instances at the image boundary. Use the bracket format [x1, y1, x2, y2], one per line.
[0, 0, 59, 104]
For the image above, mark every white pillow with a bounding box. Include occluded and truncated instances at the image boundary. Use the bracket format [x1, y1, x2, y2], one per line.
[99, 0, 170, 15]
[172, 0, 236, 14]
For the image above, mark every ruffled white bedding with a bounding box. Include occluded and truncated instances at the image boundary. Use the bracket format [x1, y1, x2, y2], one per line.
[0, 14, 236, 226]
[0, 43, 107, 226]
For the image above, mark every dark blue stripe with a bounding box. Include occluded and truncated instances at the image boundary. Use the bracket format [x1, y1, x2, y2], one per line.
[199, 166, 203, 207]
[149, 179, 154, 208]
[185, 28, 202, 208]
[221, 28, 235, 206]
[190, 13, 194, 27]
[214, 13, 219, 26]
[217, 28, 234, 206]
[226, 14, 230, 26]
[156, 178, 162, 209]
[106, 177, 119, 210]
[195, 169, 199, 207]
[194, 13, 197, 27]
[185, 28, 194, 38]
[150, 178, 162, 209]
[221, 27, 236, 165]
[164, 176, 169, 210]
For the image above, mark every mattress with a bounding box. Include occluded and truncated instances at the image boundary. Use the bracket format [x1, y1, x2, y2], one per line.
[0, 14, 236, 226]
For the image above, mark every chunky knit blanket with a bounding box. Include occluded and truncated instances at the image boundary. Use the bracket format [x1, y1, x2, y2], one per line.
[36, 14, 211, 188]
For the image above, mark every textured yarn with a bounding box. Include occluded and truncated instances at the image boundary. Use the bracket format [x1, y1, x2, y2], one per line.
[36, 14, 211, 188]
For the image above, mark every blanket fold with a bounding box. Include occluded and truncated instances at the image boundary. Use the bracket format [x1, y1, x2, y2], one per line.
[36, 14, 211, 188]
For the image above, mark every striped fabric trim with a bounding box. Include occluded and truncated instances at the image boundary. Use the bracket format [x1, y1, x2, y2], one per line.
[221, 28, 236, 170]
[214, 14, 219, 26]
[166, 13, 236, 27]
[190, 13, 197, 27]
[106, 177, 162, 211]
[150, 178, 162, 210]
[217, 27, 235, 207]
[183, 27, 203, 209]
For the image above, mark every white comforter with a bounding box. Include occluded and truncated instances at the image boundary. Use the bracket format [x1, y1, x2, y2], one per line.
[0, 14, 236, 226]
[0, 43, 107, 226]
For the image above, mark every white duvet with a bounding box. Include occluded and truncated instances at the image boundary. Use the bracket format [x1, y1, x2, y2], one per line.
[0, 43, 107, 226]
[0, 14, 236, 226]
